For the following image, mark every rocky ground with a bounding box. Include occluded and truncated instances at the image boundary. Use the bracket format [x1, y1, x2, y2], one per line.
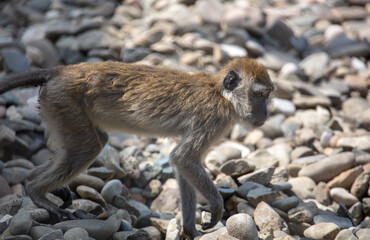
[0, 0, 369, 239]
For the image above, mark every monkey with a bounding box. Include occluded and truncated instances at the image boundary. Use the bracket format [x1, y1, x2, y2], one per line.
[0, 58, 274, 239]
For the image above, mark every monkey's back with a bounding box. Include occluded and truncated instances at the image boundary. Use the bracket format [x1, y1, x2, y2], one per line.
[44, 62, 233, 137]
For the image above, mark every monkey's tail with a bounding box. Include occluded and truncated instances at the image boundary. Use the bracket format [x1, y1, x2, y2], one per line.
[0, 69, 53, 94]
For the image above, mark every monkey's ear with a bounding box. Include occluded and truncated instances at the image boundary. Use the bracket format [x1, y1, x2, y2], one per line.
[223, 71, 241, 91]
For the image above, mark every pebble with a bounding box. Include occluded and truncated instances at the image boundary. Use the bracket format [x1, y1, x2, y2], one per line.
[76, 185, 106, 206]
[254, 201, 288, 232]
[39, 229, 64, 240]
[1, 167, 29, 185]
[303, 222, 340, 240]
[29, 226, 55, 239]
[9, 210, 33, 236]
[299, 52, 330, 81]
[69, 174, 105, 192]
[350, 172, 370, 199]
[330, 187, 359, 207]
[298, 152, 355, 182]
[53, 210, 125, 240]
[219, 158, 255, 177]
[334, 229, 358, 240]
[64, 227, 89, 240]
[226, 213, 258, 240]
[313, 215, 353, 229]
[288, 201, 320, 223]
[327, 165, 363, 189]
[237, 166, 275, 186]
[100, 179, 123, 204]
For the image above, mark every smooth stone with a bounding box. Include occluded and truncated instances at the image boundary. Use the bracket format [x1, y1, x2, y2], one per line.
[271, 196, 300, 212]
[199, 227, 237, 240]
[64, 227, 89, 240]
[76, 30, 111, 51]
[29, 226, 55, 239]
[334, 229, 357, 240]
[237, 166, 275, 186]
[289, 176, 317, 192]
[313, 215, 353, 229]
[247, 187, 276, 207]
[39, 229, 64, 240]
[87, 167, 115, 180]
[313, 182, 331, 206]
[304, 222, 340, 240]
[327, 166, 363, 189]
[1, 167, 29, 185]
[0, 175, 12, 197]
[330, 187, 359, 207]
[254, 202, 288, 232]
[245, 150, 279, 169]
[196, 0, 224, 25]
[26, 39, 60, 68]
[102, 146, 126, 178]
[53, 210, 125, 240]
[226, 213, 258, 240]
[270, 98, 296, 115]
[0, 199, 23, 216]
[336, 136, 370, 151]
[288, 201, 320, 223]
[69, 174, 105, 192]
[31, 148, 51, 166]
[112, 229, 151, 240]
[258, 50, 299, 71]
[350, 172, 370, 198]
[298, 152, 355, 183]
[342, 97, 369, 122]
[76, 185, 106, 206]
[141, 226, 161, 240]
[1, 48, 31, 73]
[356, 228, 370, 239]
[101, 179, 123, 204]
[219, 159, 255, 177]
[9, 210, 33, 235]
[165, 218, 180, 240]
[299, 52, 330, 81]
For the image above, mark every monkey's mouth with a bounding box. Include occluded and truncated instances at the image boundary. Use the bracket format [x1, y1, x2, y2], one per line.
[241, 115, 266, 127]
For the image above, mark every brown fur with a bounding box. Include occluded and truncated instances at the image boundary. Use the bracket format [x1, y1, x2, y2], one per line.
[0, 58, 273, 239]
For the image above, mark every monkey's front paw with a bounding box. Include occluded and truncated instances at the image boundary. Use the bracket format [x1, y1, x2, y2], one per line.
[202, 202, 224, 230]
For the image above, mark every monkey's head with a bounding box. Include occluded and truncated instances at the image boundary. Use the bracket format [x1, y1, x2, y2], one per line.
[219, 58, 274, 128]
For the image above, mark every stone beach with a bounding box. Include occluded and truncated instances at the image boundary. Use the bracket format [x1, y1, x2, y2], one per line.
[0, 0, 369, 239]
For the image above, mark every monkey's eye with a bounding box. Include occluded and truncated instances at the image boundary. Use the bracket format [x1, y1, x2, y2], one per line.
[255, 90, 270, 99]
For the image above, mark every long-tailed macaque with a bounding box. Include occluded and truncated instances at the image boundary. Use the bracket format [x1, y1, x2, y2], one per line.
[0, 58, 274, 238]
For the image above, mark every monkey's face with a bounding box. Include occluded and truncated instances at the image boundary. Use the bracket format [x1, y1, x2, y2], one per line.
[221, 58, 274, 128]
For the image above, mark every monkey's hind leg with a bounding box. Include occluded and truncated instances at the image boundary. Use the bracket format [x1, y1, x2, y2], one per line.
[176, 173, 201, 239]
[26, 100, 108, 221]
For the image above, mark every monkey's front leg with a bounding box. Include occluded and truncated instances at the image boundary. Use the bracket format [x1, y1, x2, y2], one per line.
[171, 138, 224, 237]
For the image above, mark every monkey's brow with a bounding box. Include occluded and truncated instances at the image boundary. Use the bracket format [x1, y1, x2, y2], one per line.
[251, 82, 268, 92]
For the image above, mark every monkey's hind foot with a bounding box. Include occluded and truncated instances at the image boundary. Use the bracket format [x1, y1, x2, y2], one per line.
[50, 208, 76, 222]
[51, 186, 73, 209]
[201, 202, 224, 231]
[182, 226, 201, 240]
